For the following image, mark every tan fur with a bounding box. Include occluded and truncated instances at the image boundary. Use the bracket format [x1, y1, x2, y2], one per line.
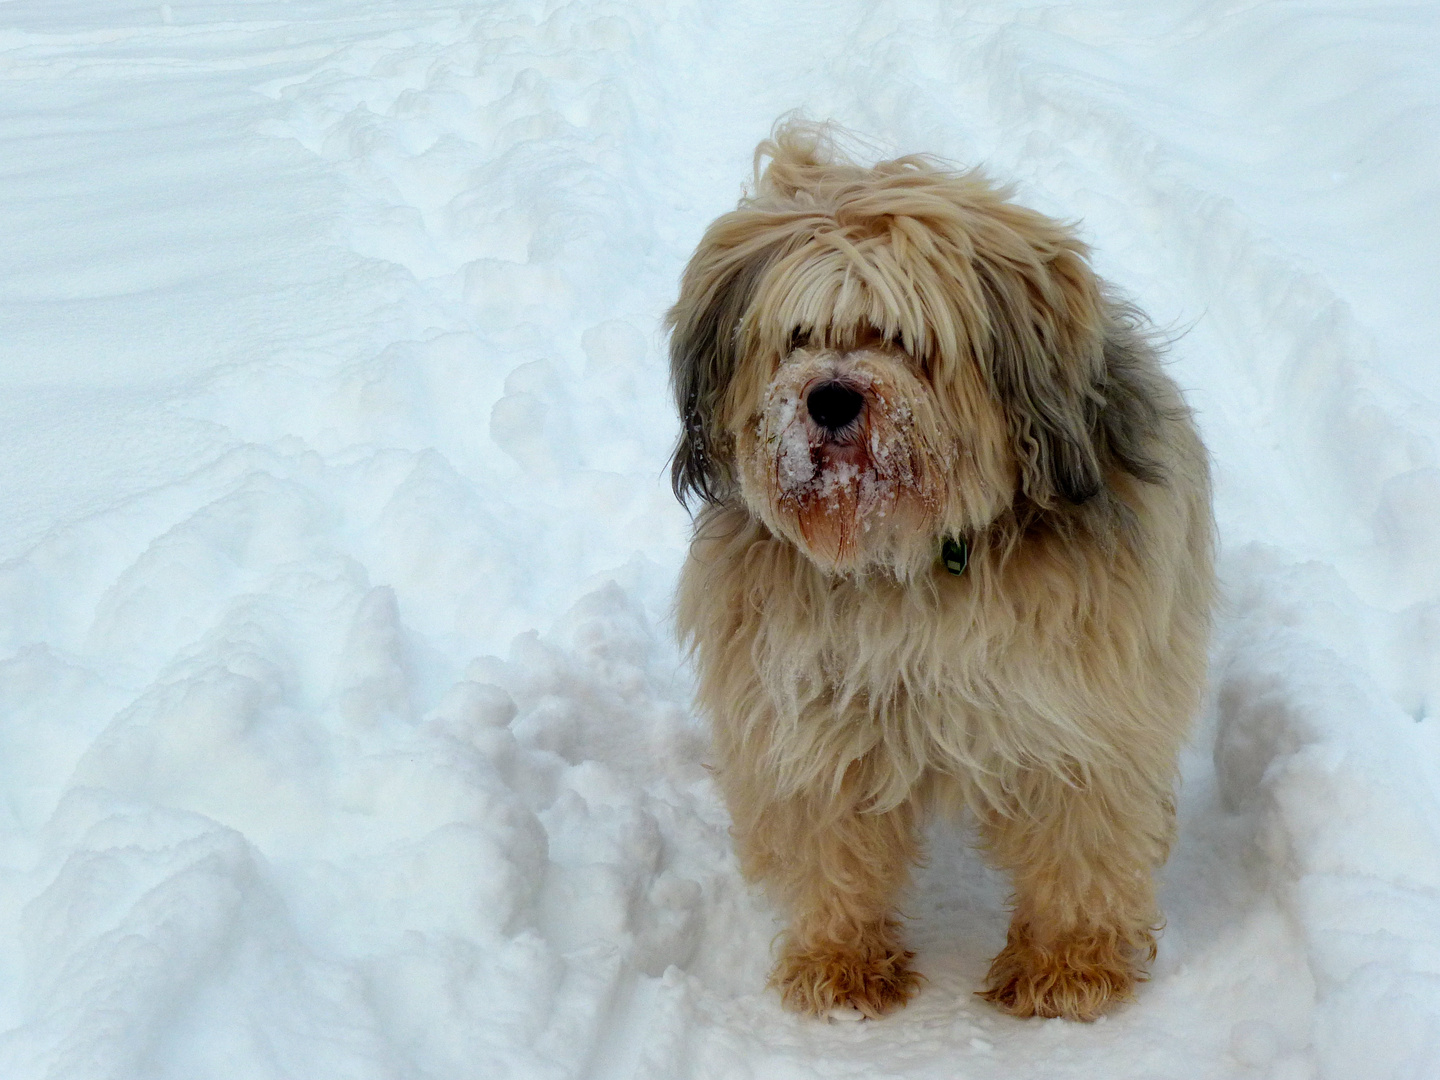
[669, 121, 1214, 1021]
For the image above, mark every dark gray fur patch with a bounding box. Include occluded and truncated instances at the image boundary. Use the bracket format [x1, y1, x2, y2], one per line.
[1094, 303, 1173, 489]
[979, 270, 1106, 507]
[985, 277, 1171, 507]
[669, 251, 774, 506]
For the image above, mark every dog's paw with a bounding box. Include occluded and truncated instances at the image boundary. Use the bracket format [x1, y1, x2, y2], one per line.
[979, 924, 1148, 1022]
[772, 936, 920, 1019]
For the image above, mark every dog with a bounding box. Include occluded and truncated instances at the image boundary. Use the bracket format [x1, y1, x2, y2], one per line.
[667, 122, 1214, 1022]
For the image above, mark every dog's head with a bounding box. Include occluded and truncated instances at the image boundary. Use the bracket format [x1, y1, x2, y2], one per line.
[668, 122, 1135, 577]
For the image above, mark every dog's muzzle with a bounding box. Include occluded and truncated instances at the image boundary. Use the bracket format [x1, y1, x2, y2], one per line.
[745, 350, 947, 572]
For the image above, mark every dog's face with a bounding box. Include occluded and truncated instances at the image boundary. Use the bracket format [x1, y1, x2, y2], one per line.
[669, 125, 1114, 577]
[730, 324, 1011, 575]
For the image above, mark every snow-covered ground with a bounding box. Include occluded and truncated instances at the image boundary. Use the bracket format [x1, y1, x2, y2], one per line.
[0, 1, 1437, 1076]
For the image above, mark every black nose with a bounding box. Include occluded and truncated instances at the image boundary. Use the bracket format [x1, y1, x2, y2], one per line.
[806, 381, 864, 431]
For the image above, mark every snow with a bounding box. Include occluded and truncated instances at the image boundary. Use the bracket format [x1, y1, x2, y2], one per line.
[0, 1, 1436, 1077]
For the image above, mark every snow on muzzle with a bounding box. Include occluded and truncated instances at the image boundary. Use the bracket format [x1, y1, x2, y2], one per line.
[737, 352, 946, 572]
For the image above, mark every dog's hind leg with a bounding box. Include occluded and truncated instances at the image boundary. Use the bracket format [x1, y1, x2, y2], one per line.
[976, 762, 1174, 1021]
[730, 773, 924, 1018]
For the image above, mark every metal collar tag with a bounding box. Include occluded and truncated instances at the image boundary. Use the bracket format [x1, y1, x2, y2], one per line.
[941, 536, 969, 576]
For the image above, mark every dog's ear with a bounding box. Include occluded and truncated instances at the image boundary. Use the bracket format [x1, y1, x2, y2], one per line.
[973, 227, 1134, 508]
[1095, 304, 1169, 488]
[666, 230, 777, 506]
[980, 243, 1168, 507]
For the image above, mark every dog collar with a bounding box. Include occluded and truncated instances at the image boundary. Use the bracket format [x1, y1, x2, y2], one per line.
[941, 536, 969, 576]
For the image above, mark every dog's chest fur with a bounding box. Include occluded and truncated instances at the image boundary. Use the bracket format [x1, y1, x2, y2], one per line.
[678, 504, 1166, 813]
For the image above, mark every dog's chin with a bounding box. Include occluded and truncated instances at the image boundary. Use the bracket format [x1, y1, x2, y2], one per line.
[740, 432, 944, 577]
[769, 465, 930, 576]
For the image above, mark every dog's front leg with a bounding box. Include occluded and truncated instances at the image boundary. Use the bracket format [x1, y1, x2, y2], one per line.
[977, 763, 1174, 1021]
[727, 774, 924, 1018]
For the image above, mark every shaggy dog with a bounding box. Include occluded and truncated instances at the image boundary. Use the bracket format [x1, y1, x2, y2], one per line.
[668, 122, 1214, 1022]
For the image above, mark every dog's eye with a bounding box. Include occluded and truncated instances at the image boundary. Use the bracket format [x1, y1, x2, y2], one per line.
[888, 331, 907, 353]
[788, 328, 811, 352]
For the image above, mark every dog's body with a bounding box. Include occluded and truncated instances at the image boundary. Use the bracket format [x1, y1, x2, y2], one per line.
[669, 123, 1214, 1021]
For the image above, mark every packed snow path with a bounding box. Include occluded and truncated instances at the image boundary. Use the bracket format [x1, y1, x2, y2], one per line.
[1, 1, 1437, 1077]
